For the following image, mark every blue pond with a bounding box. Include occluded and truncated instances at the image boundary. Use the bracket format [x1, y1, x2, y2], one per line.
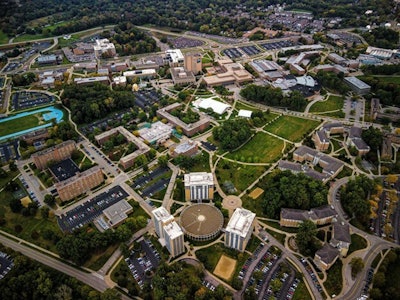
[0, 106, 64, 142]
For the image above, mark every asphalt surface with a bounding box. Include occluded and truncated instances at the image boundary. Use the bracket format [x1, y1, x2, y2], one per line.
[131, 166, 169, 188]
[141, 178, 170, 198]
[0, 251, 13, 278]
[57, 185, 129, 232]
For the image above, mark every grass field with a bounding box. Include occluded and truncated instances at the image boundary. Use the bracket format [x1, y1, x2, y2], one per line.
[234, 101, 258, 112]
[292, 280, 313, 300]
[0, 113, 48, 137]
[309, 95, 344, 113]
[242, 195, 266, 218]
[215, 161, 266, 193]
[264, 116, 319, 142]
[226, 133, 284, 163]
[0, 30, 8, 45]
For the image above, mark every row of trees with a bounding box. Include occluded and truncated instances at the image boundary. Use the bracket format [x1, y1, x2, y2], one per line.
[240, 84, 307, 111]
[361, 76, 400, 107]
[259, 170, 328, 219]
[316, 71, 350, 95]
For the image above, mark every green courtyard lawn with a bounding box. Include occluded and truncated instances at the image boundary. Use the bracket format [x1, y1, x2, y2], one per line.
[324, 260, 343, 296]
[347, 234, 368, 255]
[242, 195, 266, 218]
[309, 95, 344, 113]
[226, 132, 284, 163]
[215, 160, 267, 193]
[264, 115, 320, 142]
[234, 101, 258, 112]
[0, 113, 51, 137]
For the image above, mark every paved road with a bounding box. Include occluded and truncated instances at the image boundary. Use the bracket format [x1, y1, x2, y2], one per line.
[0, 234, 132, 300]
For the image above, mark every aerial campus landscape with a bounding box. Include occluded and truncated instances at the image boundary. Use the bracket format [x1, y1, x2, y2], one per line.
[0, 1, 399, 300]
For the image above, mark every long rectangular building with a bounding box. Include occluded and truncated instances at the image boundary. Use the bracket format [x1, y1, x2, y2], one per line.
[55, 166, 104, 202]
[163, 221, 185, 257]
[225, 208, 256, 252]
[184, 172, 214, 202]
[32, 140, 76, 170]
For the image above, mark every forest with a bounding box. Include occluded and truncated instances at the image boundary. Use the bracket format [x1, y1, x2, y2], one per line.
[61, 84, 138, 124]
[258, 170, 328, 219]
[0, 0, 396, 38]
[240, 84, 307, 111]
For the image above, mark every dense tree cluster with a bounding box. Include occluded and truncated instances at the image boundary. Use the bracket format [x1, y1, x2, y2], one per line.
[212, 119, 252, 151]
[295, 220, 319, 256]
[361, 76, 400, 106]
[316, 71, 350, 95]
[152, 261, 231, 300]
[1, 0, 395, 38]
[340, 175, 376, 227]
[0, 246, 119, 300]
[362, 63, 400, 76]
[259, 170, 328, 219]
[61, 84, 137, 124]
[362, 27, 400, 49]
[369, 249, 400, 300]
[12, 73, 37, 87]
[106, 22, 158, 56]
[240, 84, 307, 111]
[362, 127, 383, 153]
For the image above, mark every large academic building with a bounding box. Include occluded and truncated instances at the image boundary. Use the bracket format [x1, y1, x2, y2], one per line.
[184, 172, 214, 202]
[225, 208, 256, 252]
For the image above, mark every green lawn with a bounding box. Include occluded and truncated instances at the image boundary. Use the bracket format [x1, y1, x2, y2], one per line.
[348, 234, 367, 255]
[264, 116, 319, 142]
[234, 101, 258, 112]
[324, 260, 343, 296]
[0, 113, 50, 137]
[309, 95, 344, 113]
[318, 111, 345, 118]
[215, 161, 266, 193]
[0, 30, 8, 45]
[292, 280, 313, 300]
[226, 132, 284, 163]
[14, 34, 50, 42]
[242, 195, 267, 218]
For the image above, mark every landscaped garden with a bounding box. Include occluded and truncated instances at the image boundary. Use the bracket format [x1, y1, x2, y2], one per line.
[264, 116, 320, 142]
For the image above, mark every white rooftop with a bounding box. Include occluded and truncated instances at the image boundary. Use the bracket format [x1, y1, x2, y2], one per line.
[152, 206, 174, 222]
[192, 97, 231, 115]
[184, 172, 214, 186]
[103, 199, 132, 226]
[296, 75, 316, 87]
[174, 141, 197, 154]
[226, 208, 256, 238]
[165, 49, 184, 64]
[138, 121, 172, 143]
[238, 109, 252, 118]
[163, 221, 184, 239]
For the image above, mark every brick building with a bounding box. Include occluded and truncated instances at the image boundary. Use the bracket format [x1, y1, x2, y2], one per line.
[32, 140, 76, 170]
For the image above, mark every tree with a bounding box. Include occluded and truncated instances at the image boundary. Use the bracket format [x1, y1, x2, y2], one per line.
[350, 257, 364, 278]
[100, 289, 121, 300]
[270, 278, 282, 293]
[295, 220, 317, 255]
[44, 194, 55, 206]
[212, 119, 252, 151]
[40, 207, 50, 219]
[9, 198, 23, 213]
[9, 160, 17, 171]
[158, 155, 168, 167]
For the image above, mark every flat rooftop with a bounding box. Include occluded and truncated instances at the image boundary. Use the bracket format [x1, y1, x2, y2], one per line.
[49, 158, 80, 182]
[103, 199, 133, 226]
[163, 221, 184, 239]
[226, 208, 256, 238]
[184, 172, 214, 186]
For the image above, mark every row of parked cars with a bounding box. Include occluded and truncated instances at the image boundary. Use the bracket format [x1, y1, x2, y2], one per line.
[301, 258, 322, 293]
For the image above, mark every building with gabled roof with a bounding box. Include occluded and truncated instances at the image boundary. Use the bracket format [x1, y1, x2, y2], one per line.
[280, 205, 337, 227]
[314, 243, 339, 270]
[330, 219, 351, 257]
[347, 126, 370, 155]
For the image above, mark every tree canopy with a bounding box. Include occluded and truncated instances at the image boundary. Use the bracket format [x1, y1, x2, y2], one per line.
[259, 170, 328, 219]
[212, 119, 252, 151]
[240, 84, 307, 111]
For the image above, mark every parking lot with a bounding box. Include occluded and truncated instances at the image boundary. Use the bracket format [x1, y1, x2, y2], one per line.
[222, 48, 242, 59]
[168, 37, 204, 48]
[57, 185, 129, 232]
[134, 90, 162, 110]
[0, 251, 13, 280]
[0, 140, 19, 164]
[240, 45, 261, 56]
[19, 175, 41, 207]
[11, 91, 54, 110]
[2, 62, 21, 73]
[131, 166, 170, 198]
[300, 258, 323, 293]
[126, 239, 161, 289]
[260, 40, 295, 51]
[200, 141, 217, 151]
